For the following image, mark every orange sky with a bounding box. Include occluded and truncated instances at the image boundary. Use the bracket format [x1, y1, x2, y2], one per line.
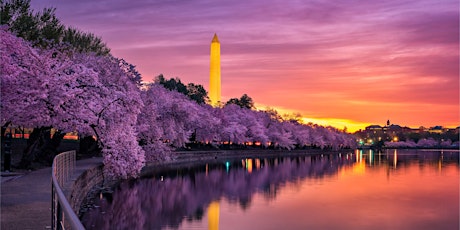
[33, 0, 459, 132]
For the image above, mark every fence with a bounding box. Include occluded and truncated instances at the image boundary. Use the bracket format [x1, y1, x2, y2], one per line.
[51, 150, 85, 230]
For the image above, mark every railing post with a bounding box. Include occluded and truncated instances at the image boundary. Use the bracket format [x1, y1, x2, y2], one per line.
[51, 182, 55, 229]
[57, 202, 62, 230]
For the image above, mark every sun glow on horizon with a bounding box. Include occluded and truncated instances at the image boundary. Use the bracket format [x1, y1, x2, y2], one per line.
[254, 103, 371, 133]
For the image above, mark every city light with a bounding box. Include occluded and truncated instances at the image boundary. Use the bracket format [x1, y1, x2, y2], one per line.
[246, 159, 253, 173]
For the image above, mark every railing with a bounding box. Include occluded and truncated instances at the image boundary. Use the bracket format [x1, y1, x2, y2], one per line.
[51, 150, 85, 230]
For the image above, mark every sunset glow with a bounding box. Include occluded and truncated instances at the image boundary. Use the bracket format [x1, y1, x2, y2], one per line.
[32, 0, 459, 131]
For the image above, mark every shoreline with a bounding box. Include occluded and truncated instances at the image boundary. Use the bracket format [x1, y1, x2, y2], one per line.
[141, 148, 459, 175]
[142, 148, 355, 175]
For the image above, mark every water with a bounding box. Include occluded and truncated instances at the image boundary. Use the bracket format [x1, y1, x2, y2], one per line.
[81, 149, 459, 230]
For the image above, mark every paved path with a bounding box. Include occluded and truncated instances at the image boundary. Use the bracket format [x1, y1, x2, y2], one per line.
[1, 157, 103, 230]
[1, 167, 52, 229]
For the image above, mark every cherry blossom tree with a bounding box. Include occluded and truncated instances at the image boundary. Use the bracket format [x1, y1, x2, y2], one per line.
[440, 139, 452, 148]
[253, 110, 295, 149]
[1, 28, 144, 178]
[1, 26, 57, 129]
[1, 27, 89, 166]
[416, 138, 439, 148]
[219, 105, 250, 145]
[285, 121, 311, 147]
[192, 104, 221, 144]
[138, 84, 207, 161]
[65, 53, 145, 178]
[384, 140, 417, 148]
[238, 109, 269, 145]
[99, 125, 144, 179]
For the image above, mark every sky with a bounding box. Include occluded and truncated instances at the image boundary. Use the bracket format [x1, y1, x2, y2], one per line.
[32, 0, 459, 132]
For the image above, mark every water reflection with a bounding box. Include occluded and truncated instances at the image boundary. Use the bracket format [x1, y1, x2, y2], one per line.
[207, 201, 219, 230]
[81, 150, 459, 230]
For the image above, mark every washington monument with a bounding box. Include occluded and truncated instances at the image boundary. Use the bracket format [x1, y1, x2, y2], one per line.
[209, 33, 221, 107]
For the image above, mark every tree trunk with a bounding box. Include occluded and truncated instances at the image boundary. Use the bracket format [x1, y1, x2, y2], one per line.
[18, 127, 47, 169]
[40, 130, 65, 165]
[17, 127, 64, 168]
[79, 136, 100, 157]
[1, 121, 11, 137]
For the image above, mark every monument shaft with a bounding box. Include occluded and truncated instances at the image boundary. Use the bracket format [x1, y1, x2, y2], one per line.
[209, 34, 221, 107]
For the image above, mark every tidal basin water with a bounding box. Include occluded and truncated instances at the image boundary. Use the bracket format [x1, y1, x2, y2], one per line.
[81, 149, 459, 230]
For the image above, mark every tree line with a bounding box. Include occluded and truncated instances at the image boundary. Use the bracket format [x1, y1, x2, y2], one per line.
[154, 74, 255, 109]
[1, 1, 356, 179]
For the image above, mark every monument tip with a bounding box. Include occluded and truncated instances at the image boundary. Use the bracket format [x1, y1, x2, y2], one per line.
[212, 33, 219, 43]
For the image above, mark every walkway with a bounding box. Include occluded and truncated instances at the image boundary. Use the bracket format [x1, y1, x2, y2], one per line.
[1, 157, 102, 230]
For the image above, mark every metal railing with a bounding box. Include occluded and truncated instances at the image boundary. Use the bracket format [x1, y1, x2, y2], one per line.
[51, 150, 85, 230]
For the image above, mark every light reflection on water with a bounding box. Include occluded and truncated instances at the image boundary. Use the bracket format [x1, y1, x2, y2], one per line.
[81, 149, 459, 230]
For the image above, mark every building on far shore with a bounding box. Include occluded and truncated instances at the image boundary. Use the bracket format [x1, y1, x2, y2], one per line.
[354, 121, 459, 147]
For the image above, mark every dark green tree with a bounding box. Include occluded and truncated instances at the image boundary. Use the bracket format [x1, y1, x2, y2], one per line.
[62, 27, 110, 55]
[155, 75, 187, 94]
[1, 0, 110, 55]
[2, 1, 64, 47]
[186, 83, 208, 104]
[225, 94, 255, 109]
[226, 98, 240, 106]
[282, 113, 303, 124]
[155, 75, 208, 104]
[239, 94, 254, 109]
